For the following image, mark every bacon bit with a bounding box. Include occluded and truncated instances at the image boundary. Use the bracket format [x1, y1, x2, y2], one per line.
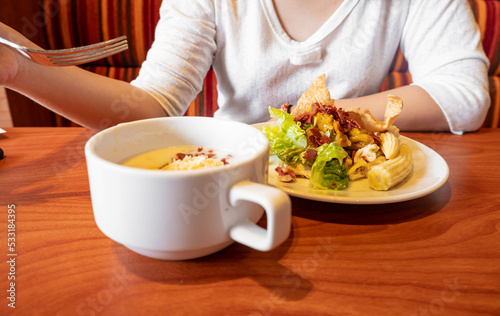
[275, 166, 296, 182]
[308, 127, 331, 148]
[295, 112, 311, 124]
[173, 148, 229, 166]
[309, 135, 320, 148]
[320, 134, 331, 144]
[323, 105, 359, 131]
[296, 102, 321, 124]
[310, 127, 322, 138]
[308, 128, 321, 148]
[309, 102, 321, 118]
[294, 103, 360, 132]
[303, 148, 318, 162]
[369, 132, 382, 146]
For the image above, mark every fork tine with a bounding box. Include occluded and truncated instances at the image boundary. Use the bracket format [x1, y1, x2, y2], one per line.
[50, 44, 129, 66]
[32, 36, 128, 56]
[48, 43, 129, 66]
[47, 40, 128, 60]
[0, 35, 128, 67]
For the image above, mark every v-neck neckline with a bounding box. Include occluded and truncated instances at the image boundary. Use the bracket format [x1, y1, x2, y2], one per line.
[260, 0, 360, 46]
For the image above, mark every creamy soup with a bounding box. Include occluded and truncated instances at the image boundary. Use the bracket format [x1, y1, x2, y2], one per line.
[121, 145, 237, 170]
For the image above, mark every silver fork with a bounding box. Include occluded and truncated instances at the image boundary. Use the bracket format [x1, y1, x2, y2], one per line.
[0, 36, 128, 67]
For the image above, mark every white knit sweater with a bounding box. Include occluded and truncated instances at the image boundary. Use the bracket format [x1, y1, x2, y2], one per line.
[131, 0, 490, 134]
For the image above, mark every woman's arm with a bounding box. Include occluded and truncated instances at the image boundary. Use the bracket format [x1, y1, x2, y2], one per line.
[1, 0, 218, 129]
[8, 63, 166, 130]
[338, 0, 489, 134]
[398, 0, 490, 134]
[0, 23, 166, 130]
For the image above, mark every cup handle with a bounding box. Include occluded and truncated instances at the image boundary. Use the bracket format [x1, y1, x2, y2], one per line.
[229, 180, 291, 251]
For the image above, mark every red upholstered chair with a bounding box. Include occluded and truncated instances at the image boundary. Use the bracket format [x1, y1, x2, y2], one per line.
[380, 0, 500, 128]
[1, 0, 218, 127]
[470, 0, 500, 127]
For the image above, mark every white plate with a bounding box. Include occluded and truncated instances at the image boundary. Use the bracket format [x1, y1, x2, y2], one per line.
[254, 123, 449, 204]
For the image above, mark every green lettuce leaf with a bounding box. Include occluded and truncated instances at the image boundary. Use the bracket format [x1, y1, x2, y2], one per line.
[309, 142, 349, 190]
[261, 107, 308, 166]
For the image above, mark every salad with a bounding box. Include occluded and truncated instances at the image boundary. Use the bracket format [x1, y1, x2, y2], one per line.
[261, 75, 413, 191]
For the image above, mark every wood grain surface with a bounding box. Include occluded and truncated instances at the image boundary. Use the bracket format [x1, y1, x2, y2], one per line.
[0, 128, 499, 316]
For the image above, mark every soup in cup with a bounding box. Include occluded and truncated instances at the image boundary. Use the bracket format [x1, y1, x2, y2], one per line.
[84, 117, 291, 260]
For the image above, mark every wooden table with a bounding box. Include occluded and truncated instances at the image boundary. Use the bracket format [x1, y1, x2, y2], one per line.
[0, 127, 499, 316]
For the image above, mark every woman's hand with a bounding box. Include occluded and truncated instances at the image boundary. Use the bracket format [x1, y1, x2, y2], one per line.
[0, 23, 31, 86]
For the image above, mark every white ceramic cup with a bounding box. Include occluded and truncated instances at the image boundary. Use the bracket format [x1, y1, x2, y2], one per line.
[84, 117, 291, 260]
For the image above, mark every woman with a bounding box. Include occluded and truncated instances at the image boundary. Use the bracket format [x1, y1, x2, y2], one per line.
[0, 0, 490, 134]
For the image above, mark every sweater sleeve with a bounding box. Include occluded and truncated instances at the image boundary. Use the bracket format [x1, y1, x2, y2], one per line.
[400, 0, 490, 134]
[130, 0, 217, 117]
